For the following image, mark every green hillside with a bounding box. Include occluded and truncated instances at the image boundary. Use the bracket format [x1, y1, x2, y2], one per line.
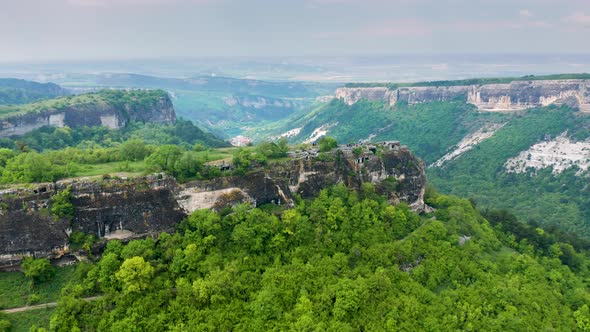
[17, 186, 588, 331]
[0, 78, 69, 105]
[285, 99, 509, 163]
[0, 89, 169, 119]
[429, 105, 590, 236]
[58, 73, 338, 138]
[279, 98, 590, 236]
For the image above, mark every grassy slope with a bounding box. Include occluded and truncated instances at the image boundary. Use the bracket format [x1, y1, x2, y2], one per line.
[289, 99, 509, 163]
[0, 266, 77, 309]
[285, 97, 590, 236]
[429, 105, 590, 235]
[7, 307, 54, 332]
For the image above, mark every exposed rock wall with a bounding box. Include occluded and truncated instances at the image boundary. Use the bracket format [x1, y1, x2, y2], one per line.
[335, 87, 398, 106]
[0, 142, 426, 267]
[182, 142, 426, 211]
[467, 80, 590, 111]
[0, 94, 176, 137]
[0, 175, 185, 269]
[504, 132, 590, 174]
[335, 79, 590, 112]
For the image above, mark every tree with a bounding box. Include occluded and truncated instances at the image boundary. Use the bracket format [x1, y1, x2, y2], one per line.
[1, 152, 55, 183]
[21, 257, 54, 283]
[318, 137, 338, 152]
[51, 186, 74, 220]
[0, 148, 15, 167]
[115, 256, 155, 294]
[575, 305, 590, 332]
[119, 139, 149, 161]
[145, 145, 183, 174]
[0, 313, 11, 332]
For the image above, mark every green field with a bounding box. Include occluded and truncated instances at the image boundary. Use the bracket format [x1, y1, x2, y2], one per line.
[0, 265, 77, 310]
[5, 307, 54, 332]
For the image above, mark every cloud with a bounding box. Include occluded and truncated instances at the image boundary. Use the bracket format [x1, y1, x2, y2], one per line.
[519, 9, 533, 18]
[566, 11, 590, 26]
[361, 19, 432, 37]
[67, 0, 209, 7]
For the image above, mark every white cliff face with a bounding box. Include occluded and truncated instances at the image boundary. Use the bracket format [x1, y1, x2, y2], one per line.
[504, 132, 590, 174]
[467, 80, 590, 112]
[334, 87, 397, 106]
[304, 123, 336, 143]
[100, 114, 121, 129]
[335, 79, 590, 112]
[279, 127, 302, 138]
[177, 187, 254, 212]
[48, 113, 66, 127]
[431, 123, 506, 168]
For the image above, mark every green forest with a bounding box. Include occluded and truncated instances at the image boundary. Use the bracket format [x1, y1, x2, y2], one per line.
[286, 98, 590, 237]
[0, 119, 230, 185]
[428, 105, 590, 236]
[0, 89, 168, 119]
[0, 79, 67, 106]
[1, 77, 590, 331]
[3, 185, 589, 331]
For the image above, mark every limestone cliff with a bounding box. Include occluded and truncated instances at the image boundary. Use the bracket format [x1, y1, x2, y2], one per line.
[0, 90, 176, 137]
[0, 141, 426, 268]
[335, 79, 590, 112]
[467, 80, 590, 112]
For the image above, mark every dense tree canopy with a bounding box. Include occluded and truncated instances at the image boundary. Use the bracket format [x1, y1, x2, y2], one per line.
[47, 186, 590, 331]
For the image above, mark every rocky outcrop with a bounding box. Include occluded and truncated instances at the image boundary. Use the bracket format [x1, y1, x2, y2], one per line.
[335, 79, 590, 112]
[335, 87, 398, 106]
[335, 86, 469, 106]
[0, 91, 176, 137]
[0, 141, 426, 268]
[181, 141, 426, 211]
[0, 175, 185, 269]
[467, 80, 590, 112]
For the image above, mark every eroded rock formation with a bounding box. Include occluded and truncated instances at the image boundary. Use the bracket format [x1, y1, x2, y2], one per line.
[0, 92, 176, 137]
[0, 141, 426, 268]
[335, 79, 590, 112]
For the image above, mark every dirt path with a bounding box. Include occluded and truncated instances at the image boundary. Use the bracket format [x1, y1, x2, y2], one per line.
[1, 296, 102, 314]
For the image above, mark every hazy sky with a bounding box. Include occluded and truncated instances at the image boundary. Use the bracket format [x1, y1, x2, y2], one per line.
[1, 0, 590, 62]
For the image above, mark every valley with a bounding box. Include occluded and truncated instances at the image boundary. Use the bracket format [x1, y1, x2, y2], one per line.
[4, 0, 590, 329]
[1, 73, 590, 331]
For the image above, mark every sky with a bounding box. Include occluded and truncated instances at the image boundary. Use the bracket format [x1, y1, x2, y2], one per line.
[1, 0, 590, 62]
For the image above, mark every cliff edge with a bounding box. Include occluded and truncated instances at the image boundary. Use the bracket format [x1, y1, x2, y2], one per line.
[0, 141, 426, 268]
[335, 79, 590, 112]
[0, 89, 176, 137]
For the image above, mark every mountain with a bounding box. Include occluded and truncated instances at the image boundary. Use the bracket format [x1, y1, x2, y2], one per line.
[0, 89, 176, 137]
[1, 141, 589, 331]
[0, 141, 426, 268]
[19, 181, 590, 331]
[273, 75, 590, 236]
[50, 73, 339, 138]
[0, 78, 69, 105]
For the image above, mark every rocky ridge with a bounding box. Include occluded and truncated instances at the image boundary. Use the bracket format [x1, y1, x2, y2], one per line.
[335, 79, 590, 112]
[0, 141, 426, 268]
[0, 90, 176, 137]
